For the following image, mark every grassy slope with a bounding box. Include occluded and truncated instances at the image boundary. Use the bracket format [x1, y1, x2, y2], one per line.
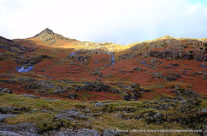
[0, 93, 204, 136]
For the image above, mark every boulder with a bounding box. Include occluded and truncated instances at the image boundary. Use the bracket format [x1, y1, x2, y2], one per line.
[90, 71, 103, 77]
[53, 87, 66, 94]
[51, 128, 100, 136]
[67, 93, 78, 99]
[0, 114, 17, 122]
[52, 129, 75, 136]
[94, 102, 110, 107]
[55, 109, 88, 120]
[0, 88, 13, 94]
[123, 93, 132, 101]
[133, 67, 142, 72]
[0, 122, 39, 136]
[203, 125, 207, 136]
[17, 77, 36, 83]
[20, 94, 40, 99]
[103, 129, 120, 136]
[82, 82, 110, 92]
[145, 112, 165, 124]
[197, 109, 207, 116]
[0, 107, 28, 114]
[0, 131, 23, 136]
[76, 129, 100, 136]
[172, 88, 199, 98]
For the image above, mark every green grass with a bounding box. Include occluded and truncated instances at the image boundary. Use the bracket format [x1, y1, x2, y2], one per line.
[0, 93, 81, 111]
[0, 93, 204, 136]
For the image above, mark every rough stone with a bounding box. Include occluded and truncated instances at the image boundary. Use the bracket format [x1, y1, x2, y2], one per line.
[103, 129, 120, 136]
[67, 93, 78, 99]
[76, 129, 100, 136]
[94, 102, 110, 107]
[0, 88, 13, 94]
[20, 94, 40, 99]
[53, 87, 66, 94]
[55, 109, 88, 120]
[0, 122, 39, 136]
[0, 114, 17, 122]
[0, 131, 23, 136]
[52, 129, 75, 136]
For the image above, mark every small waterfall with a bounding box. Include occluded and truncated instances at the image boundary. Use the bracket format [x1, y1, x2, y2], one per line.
[16, 66, 34, 73]
[111, 53, 115, 65]
[18, 66, 25, 72]
[69, 52, 76, 57]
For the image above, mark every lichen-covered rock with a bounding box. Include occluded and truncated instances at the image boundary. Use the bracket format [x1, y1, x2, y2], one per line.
[55, 109, 88, 120]
[0, 114, 17, 122]
[145, 112, 165, 124]
[172, 88, 199, 98]
[148, 48, 207, 61]
[0, 130, 23, 136]
[68, 54, 90, 64]
[0, 107, 28, 114]
[0, 122, 39, 136]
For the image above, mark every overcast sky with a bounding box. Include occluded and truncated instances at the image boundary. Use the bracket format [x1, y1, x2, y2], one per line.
[0, 0, 207, 45]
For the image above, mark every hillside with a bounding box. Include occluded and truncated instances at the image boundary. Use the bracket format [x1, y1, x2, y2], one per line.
[0, 29, 207, 136]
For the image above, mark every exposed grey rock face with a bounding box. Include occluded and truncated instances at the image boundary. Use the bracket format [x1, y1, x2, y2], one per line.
[0, 88, 13, 94]
[67, 92, 78, 99]
[145, 112, 164, 124]
[0, 79, 18, 84]
[37, 80, 56, 89]
[52, 129, 76, 136]
[35, 28, 55, 43]
[0, 130, 23, 136]
[152, 72, 181, 81]
[36, 28, 54, 37]
[53, 87, 66, 94]
[197, 109, 207, 117]
[0, 114, 17, 122]
[51, 128, 100, 136]
[0, 122, 39, 136]
[147, 49, 207, 61]
[90, 71, 103, 77]
[76, 129, 100, 136]
[82, 82, 111, 92]
[103, 129, 120, 136]
[0, 36, 28, 54]
[20, 94, 40, 99]
[203, 125, 207, 136]
[171, 88, 199, 98]
[17, 77, 36, 83]
[94, 102, 110, 107]
[0, 107, 28, 114]
[55, 109, 88, 121]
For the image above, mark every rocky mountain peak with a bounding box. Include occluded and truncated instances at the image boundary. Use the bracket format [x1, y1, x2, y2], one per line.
[159, 35, 174, 39]
[35, 28, 54, 37]
[33, 28, 56, 43]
